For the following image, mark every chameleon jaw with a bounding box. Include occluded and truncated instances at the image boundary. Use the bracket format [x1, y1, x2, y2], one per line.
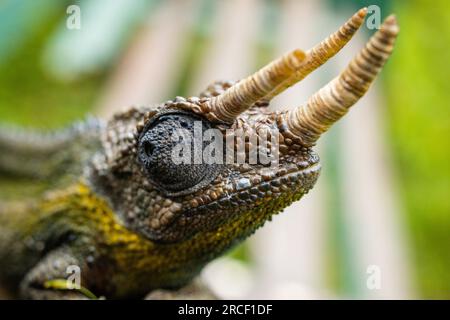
[140, 154, 321, 244]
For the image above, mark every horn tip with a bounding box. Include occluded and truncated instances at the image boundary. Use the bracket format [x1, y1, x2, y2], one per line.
[382, 15, 400, 35]
[357, 7, 368, 19]
[346, 8, 367, 30]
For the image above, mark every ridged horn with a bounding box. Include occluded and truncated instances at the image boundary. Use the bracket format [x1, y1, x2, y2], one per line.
[266, 7, 368, 100]
[281, 15, 399, 146]
[206, 8, 368, 124]
[206, 49, 307, 123]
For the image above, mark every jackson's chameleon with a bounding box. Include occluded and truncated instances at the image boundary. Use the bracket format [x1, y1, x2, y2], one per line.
[0, 10, 398, 299]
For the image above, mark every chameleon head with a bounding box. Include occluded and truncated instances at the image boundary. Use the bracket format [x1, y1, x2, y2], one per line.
[91, 10, 398, 253]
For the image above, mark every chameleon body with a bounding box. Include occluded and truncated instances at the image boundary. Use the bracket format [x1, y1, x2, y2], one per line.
[0, 10, 398, 299]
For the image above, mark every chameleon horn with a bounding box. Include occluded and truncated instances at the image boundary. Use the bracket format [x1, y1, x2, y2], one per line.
[207, 8, 368, 123]
[206, 49, 307, 123]
[281, 15, 399, 146]
[266, 7, 368, 100]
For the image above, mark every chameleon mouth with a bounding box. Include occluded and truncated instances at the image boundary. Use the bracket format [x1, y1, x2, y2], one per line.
[188, 161, 321, 213]
[148, 161, 321, 243]
[234, 162, 321, 196]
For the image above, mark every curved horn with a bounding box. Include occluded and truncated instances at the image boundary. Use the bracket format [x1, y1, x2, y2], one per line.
[266, 7, 368, 100]
[206, 49, 306, 123]
[282, 15, 399, 146]
[206, 8, 368, 123]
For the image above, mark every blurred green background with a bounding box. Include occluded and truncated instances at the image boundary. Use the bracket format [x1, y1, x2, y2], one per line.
[0, 0, 448, 299]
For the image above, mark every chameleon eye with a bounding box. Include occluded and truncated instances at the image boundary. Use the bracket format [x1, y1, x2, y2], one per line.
[138, 112, 221, 196]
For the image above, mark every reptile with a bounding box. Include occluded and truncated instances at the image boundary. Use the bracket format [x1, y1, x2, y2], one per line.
[0, 9, 398, 299]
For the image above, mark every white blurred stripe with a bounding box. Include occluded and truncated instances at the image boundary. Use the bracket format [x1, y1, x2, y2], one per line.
[337, 46, 414, 298]
[96, 0, 197, 117]
[249, 0, 329, 299]
[44, 0, 152, 81]
[269, 0, 330, 111]
[188, 0, 261, 95]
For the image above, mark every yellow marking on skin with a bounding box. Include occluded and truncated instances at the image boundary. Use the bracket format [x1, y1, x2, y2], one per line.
[44, 279, 98, 300]
[3, 180, 296, 297]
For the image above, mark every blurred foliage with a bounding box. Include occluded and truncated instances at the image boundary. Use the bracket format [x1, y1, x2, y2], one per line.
[385, 0, 450, 298]
[329, 0, 391, 15]
[0, 0, 103, 199]
[323, 128, 359, 296]
[324, 0, 395, 298]
[327, 0, 450, 298]
[253, 0, 280, 69]
[0, 2, 102, 129]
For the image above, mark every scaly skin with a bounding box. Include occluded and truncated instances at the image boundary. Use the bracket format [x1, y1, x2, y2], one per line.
[0, 84, 320, 299]
[0, 11, 398, 299]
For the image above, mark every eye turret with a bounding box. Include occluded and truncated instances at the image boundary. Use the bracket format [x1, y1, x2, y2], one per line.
[138, 112, 221, 196]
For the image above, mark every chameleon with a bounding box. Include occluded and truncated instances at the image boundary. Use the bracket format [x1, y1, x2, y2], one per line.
[0, 9, 398, 299]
